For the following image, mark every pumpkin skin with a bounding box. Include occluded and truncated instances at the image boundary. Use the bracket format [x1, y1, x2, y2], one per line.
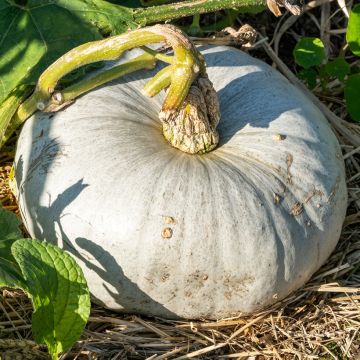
[14, 46, 347, 319]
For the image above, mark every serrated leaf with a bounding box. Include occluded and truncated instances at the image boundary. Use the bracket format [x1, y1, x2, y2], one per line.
[298, 68, 318, 89]
[345, 73, 360, 121]
[11, 239, 90, 358]
[347, 4, 360, 56]
[324, 57, 350, 81]
[0, 0, 137, 104]
[293, 37, 326, 69]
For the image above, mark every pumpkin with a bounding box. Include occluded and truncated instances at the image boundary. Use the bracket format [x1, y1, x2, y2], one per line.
[13, 46, 347, 319]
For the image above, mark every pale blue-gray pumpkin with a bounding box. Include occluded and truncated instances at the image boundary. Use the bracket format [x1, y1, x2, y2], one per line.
[13, 46, 347, 319]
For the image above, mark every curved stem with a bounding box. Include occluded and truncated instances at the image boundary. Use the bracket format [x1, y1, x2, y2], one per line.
[134, 0, 267, 24]
[0, 85, 32, 148]
[141, 46, 174, 64]
[59, 53, 157, 107]
[12, 24, 221, 155]
[6, 53, 157, 142]
[142, 65, 173, 97]
[34, 31, 165, 106]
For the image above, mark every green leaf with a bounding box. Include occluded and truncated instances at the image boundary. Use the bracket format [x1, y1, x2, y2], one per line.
[298, 68, 318, 89]
[324, 57, 350, 81]
[0, 0, 137, 104]
[293, 37, 326, 69]
[0, 206, 24, 288]
[345, 73, 360, 121]
[11, 239, 90, 358]
[57, 0, 137, 36]
[0, 257, 26, 288]
[347, 4, 360, 56]
[0, 206, 21, 242]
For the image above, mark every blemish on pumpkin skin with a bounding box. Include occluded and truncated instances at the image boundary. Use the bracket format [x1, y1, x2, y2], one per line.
[222, 274, 254, 297]
[185, 271, 210, 290]
[290, 202, 303, 216]
[327, 176, 340, 202]
[273, 192, 281, 205]
[163, 216, 176, 225]
[303, 187, 324, 204]
[285, 152, 293, 184]
[161, 227, 173, 239]
[272, 133, 286, 141]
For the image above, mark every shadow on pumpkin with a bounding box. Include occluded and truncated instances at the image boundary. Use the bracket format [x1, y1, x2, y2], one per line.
[15, 136, 177, 318]
[67, 236, 178, 318]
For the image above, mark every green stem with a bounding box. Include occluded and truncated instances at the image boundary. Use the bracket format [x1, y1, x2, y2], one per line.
[0, 85, 33, 148]
[36, 31, 165, 102]
[61, 53, 156, 103]
[5, 53, 157, 143]
[13, 30, 165, 128]
[142, 65, 173, 97]
[134, 0, 266, 25]
[9, 25, 220, 154]
[141, 46, 174, 64]
[188, 14, 202, 36]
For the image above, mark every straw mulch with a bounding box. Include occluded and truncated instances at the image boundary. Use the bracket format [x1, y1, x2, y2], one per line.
[1, 0, 360, 359]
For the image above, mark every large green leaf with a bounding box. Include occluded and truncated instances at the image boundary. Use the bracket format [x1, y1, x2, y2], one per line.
[0, 205, 21, 242]
[12, 239, 90, 359]
[0, 0, 137, 104]
[0, 206, 24, 287]
[0, 257, 25, 288]
[347, 4, 360, 56]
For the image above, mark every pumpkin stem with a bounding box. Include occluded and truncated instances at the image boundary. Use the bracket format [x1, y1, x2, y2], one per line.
[160, 77, 220, 154]
[9, 25, 220, 154]
[145, 24, 220, 154]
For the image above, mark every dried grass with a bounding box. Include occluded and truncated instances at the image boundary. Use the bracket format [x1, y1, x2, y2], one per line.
[1, 0, 360, 358]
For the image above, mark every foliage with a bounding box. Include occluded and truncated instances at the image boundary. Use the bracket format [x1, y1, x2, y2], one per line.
[0, 0, 138, 105]
[293, 37, 326, 68]
[293, 5, 360, 121]
[0, 207, 90, 359]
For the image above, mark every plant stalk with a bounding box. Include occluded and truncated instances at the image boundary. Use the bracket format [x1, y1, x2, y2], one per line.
[60, 53, 156, 105]
[134, 0, 267, 25]
[9, 25, 221, 155]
